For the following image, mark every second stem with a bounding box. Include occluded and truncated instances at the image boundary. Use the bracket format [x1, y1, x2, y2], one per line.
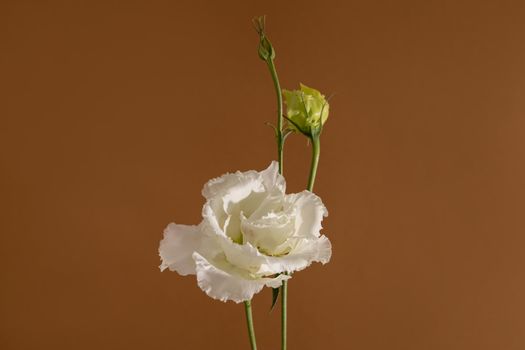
[307, 136, 321, 192]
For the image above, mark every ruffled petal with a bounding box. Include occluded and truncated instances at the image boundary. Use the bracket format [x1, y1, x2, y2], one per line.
[241, 211, 295, 255]
[202, 202, 227, 238]
[292, 235, 332, 265]
[159, 223, 201, 275]
[248, 188, 287, 221]
[257, 235, 332, 275]
[285, 191, 328, 238]
[193, 252, 291, 303]
[260, 161, 286, 193]
[201, 165, 278, 242]
[216, 229, 332, 276]
[201, 169, 262, 201]
[216, 235, 266, 273]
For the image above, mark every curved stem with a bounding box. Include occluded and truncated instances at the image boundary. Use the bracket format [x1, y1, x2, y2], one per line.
[307, 136, 321, 191]
[244, 300, 257, 350]
[266, 59, 284, 174]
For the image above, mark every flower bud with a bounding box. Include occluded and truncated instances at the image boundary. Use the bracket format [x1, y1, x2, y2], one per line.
[283, 84, 329, 136]
[253, 16, 275, 61]
[258, 36, 275, 61]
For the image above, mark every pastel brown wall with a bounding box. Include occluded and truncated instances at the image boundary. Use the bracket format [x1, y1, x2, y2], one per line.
[2, 1, 525, 349]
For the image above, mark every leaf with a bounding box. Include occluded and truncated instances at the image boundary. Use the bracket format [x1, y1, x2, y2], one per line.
[264, 121, 278, 137]
[270, 287, 280, 312]
[282, 128, 295, 140]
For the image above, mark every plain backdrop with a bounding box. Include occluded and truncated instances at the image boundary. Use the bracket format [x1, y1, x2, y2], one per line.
[2, 0, 525, 349]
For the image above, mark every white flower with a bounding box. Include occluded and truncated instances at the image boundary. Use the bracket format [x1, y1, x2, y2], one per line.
[159, 161, 331, 303]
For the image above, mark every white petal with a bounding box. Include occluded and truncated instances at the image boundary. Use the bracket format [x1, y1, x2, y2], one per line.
[292, 235, 332, 265]
[248, 189, 287, 221]
[223, 214, 242, 243]
[257, 235, 332, 275]
[202, 202, 227, 238]
[286, 191, 328, 238]
[260, 161, 286, 193]
[193, 252, 291, 303]
[217, 234, 266, 273]
[201, 169, 262, 201]
[241, 211, 295, 255]
[222, 190, 268, 242]
[201, 167, 270, 242]
[159, 223, 200, 275]
[216, 228, 332, 276]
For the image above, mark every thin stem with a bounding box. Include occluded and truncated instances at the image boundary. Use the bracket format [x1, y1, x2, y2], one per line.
[307, 136, 321, 191]
[265, 57, 287, 350]
[255, 19, 287, 349]
[266, 59, 284, 174]
[276, 135, 320, 350]
[281, 279, 288, 350]
[244, 301, 257, 350]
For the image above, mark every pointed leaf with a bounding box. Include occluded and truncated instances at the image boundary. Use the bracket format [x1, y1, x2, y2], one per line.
[270, 287, 280, 311]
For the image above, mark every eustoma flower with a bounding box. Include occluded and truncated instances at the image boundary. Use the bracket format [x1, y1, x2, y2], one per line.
[159, 161, 331, 303]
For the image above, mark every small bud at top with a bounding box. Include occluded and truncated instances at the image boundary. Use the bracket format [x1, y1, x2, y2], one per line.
[283, 84, 329, 137]
[252, 16, 275, 61]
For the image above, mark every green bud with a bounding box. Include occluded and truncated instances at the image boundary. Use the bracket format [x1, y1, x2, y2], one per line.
[258, 36, 275, 61]
[252, 16, 275, 61]
[283, 84, 329, 136]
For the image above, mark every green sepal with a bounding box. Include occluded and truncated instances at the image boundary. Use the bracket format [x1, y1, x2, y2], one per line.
[270, 287, 280, 311]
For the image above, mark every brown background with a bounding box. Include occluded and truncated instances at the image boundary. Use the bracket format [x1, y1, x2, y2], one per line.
[2, 0, 525, 349]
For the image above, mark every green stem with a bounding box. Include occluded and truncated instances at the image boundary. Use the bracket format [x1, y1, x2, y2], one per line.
[265, 57, 288, 350]
[307, 136, 321, 191]
[277, 139, 320, 350]
[266, 59, 284, 174]
[244, 301, 257, 350]
[281, 279, 288, 350]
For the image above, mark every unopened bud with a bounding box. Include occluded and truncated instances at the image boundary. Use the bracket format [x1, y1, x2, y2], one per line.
[283, 84, 329, 136]
[253, 16, 276, 61]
